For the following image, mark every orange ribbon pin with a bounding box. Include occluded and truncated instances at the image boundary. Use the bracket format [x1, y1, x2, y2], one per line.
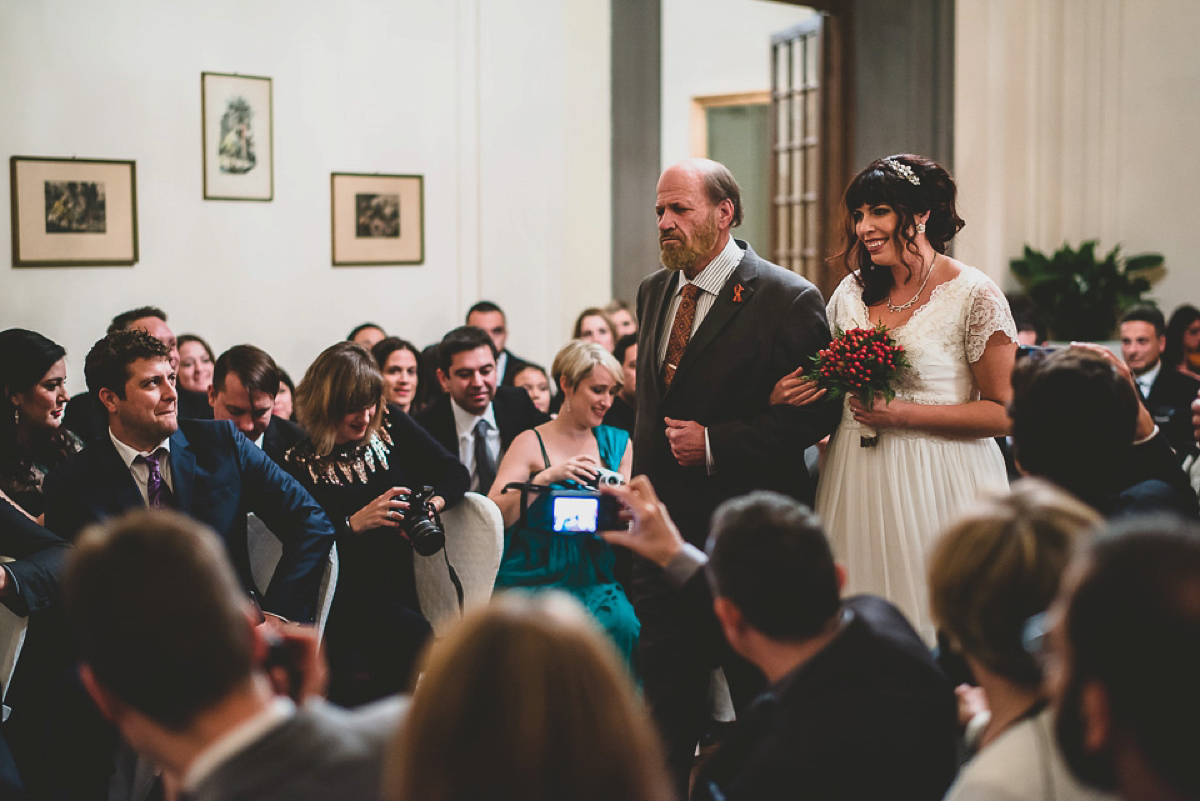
[733, 284, 744, 303]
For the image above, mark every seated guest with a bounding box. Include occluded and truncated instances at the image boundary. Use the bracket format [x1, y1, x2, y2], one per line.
[63, 305, 181, 442]
[1047, 516, 1200, 801]
[371, 337, 421, 415]
[348, 323, 386, 351]
[0, 329, 82, 521]
[385, 592, 672, 801]
[44, 330, 334, 623]
[285, 342, 468, 705]
[176, 334, 216, 421]
[603, 333, 638, 433]
[415, 326, 547, 494]
[1120, 305, 1200, 462]
[65, 508, 407, 801]
[1164, 304, 1200, 381]
[488, 340, 638, 665]
[928, 480, 1111, 801]
[209, 345, 305, 465]
[466, 300, 530, 386]
[275, 368, 296, 423]
[1010, 345, 1198, 517]
[1008, 294, 1046, 346]
[512, 362, 551, 415]
[573, 307, 617, 352]
[603, 477, 959, 801]
[605, 298, 638, 338]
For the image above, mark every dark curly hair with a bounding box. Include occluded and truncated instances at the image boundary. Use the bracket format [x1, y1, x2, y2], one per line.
[1163, 304, 1200, 371]
[836, 154, 965, 306]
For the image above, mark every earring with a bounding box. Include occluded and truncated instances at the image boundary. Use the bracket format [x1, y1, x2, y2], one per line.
[917, 223, 927, 234]
[12, 406, 18, 427]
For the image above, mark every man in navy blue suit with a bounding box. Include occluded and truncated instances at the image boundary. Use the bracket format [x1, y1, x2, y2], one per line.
[44, 330, 334, 623]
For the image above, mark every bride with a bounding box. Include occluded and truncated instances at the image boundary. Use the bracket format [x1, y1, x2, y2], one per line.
[777, 154, 1016, 640]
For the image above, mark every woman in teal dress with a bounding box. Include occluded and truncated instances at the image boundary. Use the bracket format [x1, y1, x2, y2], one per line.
[489, 340, 639, 666]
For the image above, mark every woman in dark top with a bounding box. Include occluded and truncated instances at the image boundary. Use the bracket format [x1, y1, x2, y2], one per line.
[0, 329, 82, 522]
[285, 341, 469, 705]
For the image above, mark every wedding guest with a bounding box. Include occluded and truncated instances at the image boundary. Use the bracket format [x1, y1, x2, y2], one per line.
[348, 323, 387, 351]
[0, 328, 82, 521]
[512, 363, 552, 415]
[606, 299, 638, 338]
[275, 368, 296, 422]
[371, 337, 421, 415]
[176, 334, 216, 420]
[602, 333, 638, 433]
[573, 308, 617, 353]
[1163, 304, 1200, 381]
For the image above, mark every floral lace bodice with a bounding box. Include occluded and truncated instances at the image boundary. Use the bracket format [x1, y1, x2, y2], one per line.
[826, 267, 1018, 409]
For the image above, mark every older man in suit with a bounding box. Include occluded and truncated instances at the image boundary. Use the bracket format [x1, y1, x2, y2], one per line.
[44, 330, 334, 624]
[415, 325, 547, 494]
[65, 508, 405, 801]
[633, 158, 840, 793]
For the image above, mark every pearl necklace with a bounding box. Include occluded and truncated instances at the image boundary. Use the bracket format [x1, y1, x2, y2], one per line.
[886, 253, 937, 313]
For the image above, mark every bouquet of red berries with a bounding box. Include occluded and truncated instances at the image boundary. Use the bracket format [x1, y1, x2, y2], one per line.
[804, 323, 909, 447]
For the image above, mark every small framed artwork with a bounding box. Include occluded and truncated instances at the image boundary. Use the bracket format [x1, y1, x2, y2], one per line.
[331, 172, 424, 266]
[9, 156, 139, 267]
[201, 72, 273, 201]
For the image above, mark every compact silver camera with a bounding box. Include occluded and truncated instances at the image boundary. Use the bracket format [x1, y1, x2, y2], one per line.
[593, 467, 626, 487]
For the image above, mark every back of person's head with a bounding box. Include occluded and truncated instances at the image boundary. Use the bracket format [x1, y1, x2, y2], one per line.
[294, 341, 384, 455]
[706, 491, 840, 640]
[437, 325, 497, 373]
[386, 592, 672, 801]
[84, 329, 170, 398]
[1059, 516, 1200, 797]
[1009, 348, 1138, 507]
[614, 333, 638, 366]
[212, 344, 281, 399]
[63, 509, 255, 731]
[551, 339, 623, 392]
[1119, 304, 1166, 337]
[108, 306, 167, 335]
[1007, 294, 1046, 345]
[465, 300, 503, 321]
[929, 479, 1100, 688]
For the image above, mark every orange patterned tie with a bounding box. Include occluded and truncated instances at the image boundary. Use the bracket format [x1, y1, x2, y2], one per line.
[662, 283, 701, 389]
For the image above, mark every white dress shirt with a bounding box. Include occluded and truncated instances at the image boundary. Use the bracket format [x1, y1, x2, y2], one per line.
[451, 399, 500, 492]
[1135, 360, 1161, 399]
[109, 429, 174, 505]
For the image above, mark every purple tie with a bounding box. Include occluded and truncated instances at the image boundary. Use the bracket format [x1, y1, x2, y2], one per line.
[143, 451, 167, 508]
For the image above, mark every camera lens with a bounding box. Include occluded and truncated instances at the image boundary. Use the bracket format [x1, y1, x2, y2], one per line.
[407, 517, 446, 556]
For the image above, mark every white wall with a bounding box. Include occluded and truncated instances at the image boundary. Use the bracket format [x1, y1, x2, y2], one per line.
[660, 0, 814, 167]
[955, 0, 1200, 310]
[0, 0, 610, 391]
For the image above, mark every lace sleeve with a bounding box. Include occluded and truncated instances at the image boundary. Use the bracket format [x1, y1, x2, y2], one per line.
[965, 277, 1018, 363]
[826, 274, 858, 333]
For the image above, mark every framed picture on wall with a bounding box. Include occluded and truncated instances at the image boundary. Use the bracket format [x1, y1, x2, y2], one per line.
[201, 72, 273, 201]
[330, 172, 424, 266]
[9, 156, 139, 267]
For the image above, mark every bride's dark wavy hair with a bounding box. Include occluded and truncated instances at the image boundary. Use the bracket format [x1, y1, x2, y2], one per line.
[834, 154, 965, 306]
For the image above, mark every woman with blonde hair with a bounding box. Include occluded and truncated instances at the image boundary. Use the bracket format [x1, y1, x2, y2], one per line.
[488, 340, 638, 665]
[284, 341, 468, 705]
[929, 479, 1108, 801]
[386, 592, 673, 801]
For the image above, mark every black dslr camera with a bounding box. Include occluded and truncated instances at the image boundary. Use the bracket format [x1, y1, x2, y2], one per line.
[395, 485, 446, 556]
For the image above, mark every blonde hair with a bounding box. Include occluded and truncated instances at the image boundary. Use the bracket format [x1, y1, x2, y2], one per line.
[550, 339, 623, 393]
[294, 342, 385, 455]
[385, 592, 673, 801]
[928, 478, 1101, 687]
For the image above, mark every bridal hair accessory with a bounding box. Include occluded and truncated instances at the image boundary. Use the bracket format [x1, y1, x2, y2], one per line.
[883, 159, 920, 186]
[804, 324, 910, 447]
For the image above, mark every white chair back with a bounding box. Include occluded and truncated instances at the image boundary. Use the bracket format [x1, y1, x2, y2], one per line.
[247, 513, 338, 638]
[414, 492, 504, 636]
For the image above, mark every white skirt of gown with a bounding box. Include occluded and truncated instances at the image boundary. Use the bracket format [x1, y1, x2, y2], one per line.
[815, 408, 1009, 643]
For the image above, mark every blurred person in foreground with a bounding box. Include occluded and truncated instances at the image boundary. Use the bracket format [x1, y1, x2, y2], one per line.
[929, 479, 1113, 801]
[384, 591, 672, 801]
[603, 477, 957, 801]
[1045, 516, 1200, 801]
[66, 508, 405, 801]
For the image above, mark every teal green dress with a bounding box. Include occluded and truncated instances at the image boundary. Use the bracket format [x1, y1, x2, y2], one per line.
[494, 425, 640, 666]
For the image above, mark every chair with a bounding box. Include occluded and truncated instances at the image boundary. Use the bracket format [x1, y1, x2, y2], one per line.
[414, 492, 504, 636]
[247, 514, 339, 639]
[0, 557, 28, 721]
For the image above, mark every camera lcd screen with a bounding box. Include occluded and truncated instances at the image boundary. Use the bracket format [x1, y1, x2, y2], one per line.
[552, 496, 599, 533]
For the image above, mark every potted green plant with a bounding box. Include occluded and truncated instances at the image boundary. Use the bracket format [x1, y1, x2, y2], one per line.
[1009, 241, 1165, 341]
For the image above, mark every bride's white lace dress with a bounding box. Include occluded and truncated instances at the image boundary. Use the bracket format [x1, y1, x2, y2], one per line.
[815, 267, 1017, 641]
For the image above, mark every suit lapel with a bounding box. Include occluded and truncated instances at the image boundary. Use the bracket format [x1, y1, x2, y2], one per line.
[169, 428, 196, 511]
[647, 270, 680, 400]
[668, 251, 759, 392]
[94, 438, 145, 511]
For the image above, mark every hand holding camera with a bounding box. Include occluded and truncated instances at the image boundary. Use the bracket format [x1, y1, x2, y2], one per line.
[537, 454, 602, 486]
[348, 486, 412, 533]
